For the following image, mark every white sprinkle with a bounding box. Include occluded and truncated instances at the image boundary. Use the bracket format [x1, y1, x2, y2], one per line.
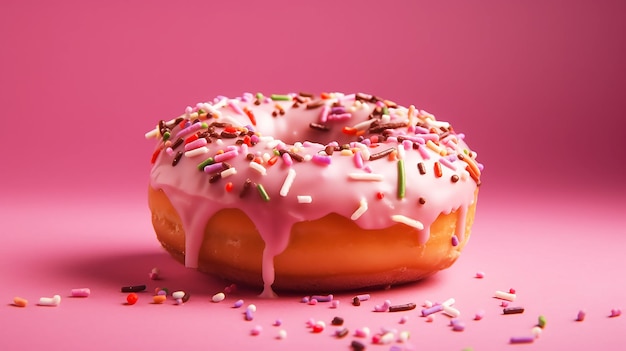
[442, 305, 461, 318]
[249, 161, 267, 175]
[340, 149, 353, 156]
[184, 146, 209, 158]
[348, 173, 384, 181]
[532, 326, 542, 338]
[391, 215, 424, 230]
[350, 198, 368, 220]
[247, 304, 257, 313]
[494, 290, 516, 301]
[442, 298, 456, 307]
[277, 329, 287, 340]
[172, 291, 185, 299]
[280, 168, 296, 197]
[303, 154, 312, 162]
[352, 119, 376, 131]
[38, 295, 61, 306]
[396, 145, 406, 160]
[297, 195, 312, 203]
[144, 127, 159, 139]
[212, 292, 225, 302]
[359, 146, 371, 161]
[220, 167, 237, 178]
[212, 97, 228, 110]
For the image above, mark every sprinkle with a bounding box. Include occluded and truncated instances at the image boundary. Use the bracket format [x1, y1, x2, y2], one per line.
[433, 161, 443, 177]
[197, 157, 215, 170]
[369, 148, 395, 161]
[319, 105, 330, 123]
[389, 303, 416, 312]
[452, 321, 466, 332]
[451, 174, 460, 183]
[306, 100, 325, 109]
[509, 336, 534, 344]
[501, 301, 509, 307]
[279, 168, 297, 197]
[374, 300, 392, 312]
[153, 295, 167, 304]
[421, 304, 443, 317]
[150, 148, 162, 164]
[331, 300, 340, 308]
[397, 160, 406, 199]
[538, 315, 547, 328]
[245, 309, 254, 321]
[126, 293, 138, 305]
[70, 288, 91, 297]
[276, 329, 287, 340]
[443, 305, 461, 318]
[312, 154, 331, 165]
[249, 161, 267, 175]
[257, 183, 270, 202]
[451, 235, 459, 246]
[474, 310, 485, 320]
[442, 298, 456, 307]
[509, 288, 516, 294]
[239, 179, 252, 198]
[350, 198, 368, 220]
[233, 299, 244, 308]
[576, 310, 586, 321]
[391, 214, 424, 230]
[184, 146, 209, 158]
[503, 307, 525, 315]
[354, 327, 370, 338]
[270, 94, 291, 101]
[313, 321, 326, 333]
[311, 294, 333, 302]
[250, 325, 263, 336]
[610, 309, 622, 317]
[531, 326, 543, 338]
[308, 298, 318, 305]
[121, 285, 146, 293]
[220, 167, 237, 179]
[417, 162, 427, 175]
[214, 150, 238, 163]
[494, 290, 516, 301]
[309, 122, 330, 131]
[335, 327, 349, 338]
[350, 340, 365, 351]
[212, 292, 226, 303]
[13, 297, 28, 307]
[297, 195, 312, 203]
[348, 173, 384, 181]
[172, 291, 185, 299]
[183, 137, 208, 151]
[353, 152, 364, 169]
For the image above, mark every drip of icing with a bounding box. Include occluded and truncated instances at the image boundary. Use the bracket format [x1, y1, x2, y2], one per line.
[147, 92, 482, 297]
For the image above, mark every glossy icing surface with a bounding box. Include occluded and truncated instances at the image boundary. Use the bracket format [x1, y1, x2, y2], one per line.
[146, 92, 482, 297]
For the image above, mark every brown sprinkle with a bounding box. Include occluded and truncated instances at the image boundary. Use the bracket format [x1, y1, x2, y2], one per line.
[239, 179, 252, 198]
[309, 123, 330, 131]
[451, 174, 460, 183]
[418, 197, 426, 204]
[417, 162, 426, 175]
[306, 100, 325, 109]
[172, 151, 183, 166]
[369, 148, 395, 161]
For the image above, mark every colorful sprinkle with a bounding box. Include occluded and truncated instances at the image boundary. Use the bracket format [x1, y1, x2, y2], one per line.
[391, 214, 424, 230]
[350, 198, 368, 220]
[13, 297, 28, 307]
[503, 307, 525, 315]
[348, 173, 384, 181]
[121, 285, 146, 293]
[494, 290, 516, 301]
[397, 159, 406, 199]
[126, 293, 138, 305]
[256, 183, 270, 202]
[70, 288, 90, 297]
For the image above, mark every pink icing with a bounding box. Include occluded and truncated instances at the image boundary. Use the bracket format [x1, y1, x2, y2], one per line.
[147, 92, 481, 297]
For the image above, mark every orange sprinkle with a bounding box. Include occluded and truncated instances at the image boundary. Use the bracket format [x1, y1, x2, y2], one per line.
[153, 295, 167, 304]
[216, 149, 224, 155]
[13, 297, 28, 307]
[225, 182, 234, 192]
[408, 105, 415, 126]
[462, 155, 481, 177]
[243, 106, 257, 126]
[267, 155, 279, 166]
[253, 157, 263, 164]
[388, 150, 398, 161]
[426, 140, 445, 155]
[434, 161, 443, 177]
[342, 126, 357, 135]
[320, 92, 331, 99]
[243, 135, 252, 146]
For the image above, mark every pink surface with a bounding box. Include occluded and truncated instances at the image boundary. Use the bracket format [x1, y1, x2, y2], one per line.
[1, 0, 626, 350]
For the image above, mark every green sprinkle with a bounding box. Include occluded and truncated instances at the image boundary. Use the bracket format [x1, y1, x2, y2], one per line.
[273, 149, 281, 156]
[256, 92, 264, 101]
[382, 106, 389, 116]
[397, 159, 406, 199]
[257, 183, 270, 202]
[201, 122, 208, 128]
[270, 94, 291, 101]
[162, 131, 171, 141]
[197, 157, 215, 170]
[538, 315, 547, 328]
[198, 109, 205, 114]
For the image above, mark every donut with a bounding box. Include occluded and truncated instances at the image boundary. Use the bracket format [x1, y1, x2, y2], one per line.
[146, 92, 482, 296]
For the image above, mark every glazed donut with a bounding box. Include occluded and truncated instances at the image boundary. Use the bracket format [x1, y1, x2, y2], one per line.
[146, 92, 482, 296]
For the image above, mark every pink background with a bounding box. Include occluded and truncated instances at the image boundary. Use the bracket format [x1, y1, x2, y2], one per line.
[1, 0, 625, 350]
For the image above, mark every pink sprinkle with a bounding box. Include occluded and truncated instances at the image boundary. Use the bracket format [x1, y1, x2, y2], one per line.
[354, 327, 370, 338]
[319, 105, 330, 123]
[308, 298, 318, 305]
[426, 315, 435, 323]
[331, 300, 340, 309]
[576, 310, 586, 321]
[70, 288, 90, 298]
[233, 299, 244, 308]
[451, 235, 459, 246]
[312, 154, 331, 165]
[501, 301, 509, 307]
[250, 325, 263, 336]
[474, 310, 485, 320]
[305, 318, 316, 328]
[273, 319, 282, 327]
[374, 300, 391, 312]
[327, 112, 352, 121]
[282, 152, 293, 166]
[301, 296, 309, 303]
[183, 137, 208, 151]
[353, 152, 364, 169]
[228, 100, 245, 115]
[214, 150, 238, 162]
[475, 271, 485, 279]
[399, 316, 408, 324]
[610, 309, 622, 317]
[452, 321, 465, 332]
[165, 147, 175, 156]
[509, 288, 516, 294]
[312, 321, 325, 333]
